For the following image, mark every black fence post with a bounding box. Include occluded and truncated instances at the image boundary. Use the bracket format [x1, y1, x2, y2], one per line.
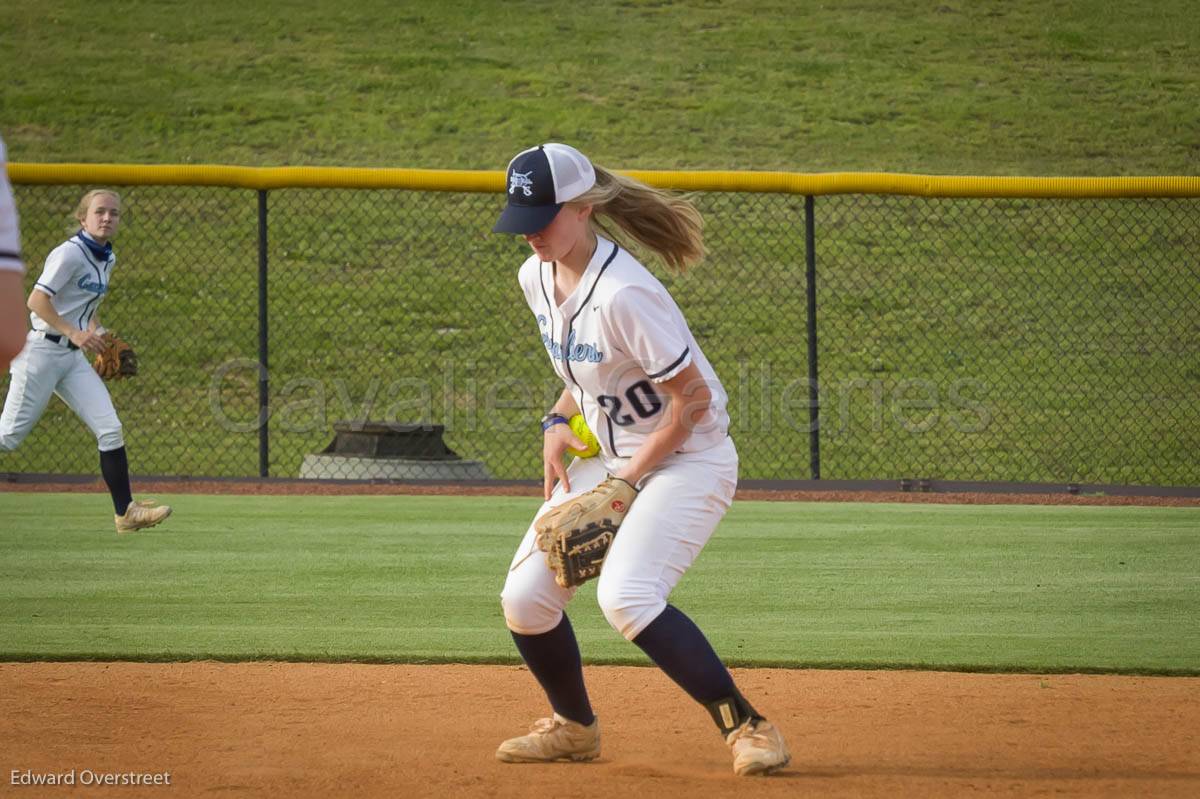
[256, 189, 270, 478]
[805, 194, 821, 480]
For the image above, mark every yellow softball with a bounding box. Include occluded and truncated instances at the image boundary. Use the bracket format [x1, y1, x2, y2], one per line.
[566, 414, 601, 458]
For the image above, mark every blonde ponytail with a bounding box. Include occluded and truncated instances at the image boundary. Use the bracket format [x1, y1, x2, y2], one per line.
[574, 166, 705, 273]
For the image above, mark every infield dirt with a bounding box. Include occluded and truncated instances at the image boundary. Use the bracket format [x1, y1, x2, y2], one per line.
[2, 662, 1197, 798]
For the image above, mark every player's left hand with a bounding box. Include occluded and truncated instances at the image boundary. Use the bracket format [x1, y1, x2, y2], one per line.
[92, 332, 139, 380]
[70, 328, 107, 356]
[535, 475, 639, 588]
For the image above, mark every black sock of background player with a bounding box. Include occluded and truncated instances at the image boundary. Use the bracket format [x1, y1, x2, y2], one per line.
[510, 613, 595, 727]
[99, 446, 133, 516]
[633, 604, 748, 710]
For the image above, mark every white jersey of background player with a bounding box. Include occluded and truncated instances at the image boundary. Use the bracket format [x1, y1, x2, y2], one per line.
[0, 189, 172, 533]
[0, 134, 28, 368]
[492, 143, 790, 776]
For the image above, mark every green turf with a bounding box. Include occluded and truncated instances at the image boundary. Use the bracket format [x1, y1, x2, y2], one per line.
[1, 493, 1196, 673]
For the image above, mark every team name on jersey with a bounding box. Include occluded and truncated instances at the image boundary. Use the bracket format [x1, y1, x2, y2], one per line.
[77, 274, 108, 295]
[538, 314, 604, 364]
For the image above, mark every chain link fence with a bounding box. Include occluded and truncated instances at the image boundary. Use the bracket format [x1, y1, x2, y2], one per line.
[3, 179, 1198, 486]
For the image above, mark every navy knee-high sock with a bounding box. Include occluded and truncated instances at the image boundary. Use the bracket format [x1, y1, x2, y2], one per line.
[632, 604, 735, 703]
[510, 613, 595, 726]
[99, 446, 133, 515]
[633, 604, 762, 733]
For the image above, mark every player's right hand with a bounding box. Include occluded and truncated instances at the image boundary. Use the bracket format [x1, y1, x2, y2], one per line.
[70, 328, 106, 356]
[542, 424, 589, 500]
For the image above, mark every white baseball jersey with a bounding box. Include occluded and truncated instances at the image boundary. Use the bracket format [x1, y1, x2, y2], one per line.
[518, 236, 729, 458]
[0, 136, 23, 274]
[31, 232, 113, 333]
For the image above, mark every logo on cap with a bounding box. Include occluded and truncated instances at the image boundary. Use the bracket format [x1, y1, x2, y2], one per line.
[509, 170, 534, 197]
[493, 143, 596, 235]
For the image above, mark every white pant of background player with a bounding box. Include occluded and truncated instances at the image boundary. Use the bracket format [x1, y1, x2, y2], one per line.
[502, 436, 737, 640]
[0, 332, 124, 452]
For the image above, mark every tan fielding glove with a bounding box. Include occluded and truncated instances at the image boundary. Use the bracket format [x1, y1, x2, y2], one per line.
[92, 332, 139, 380]
[535, 476, 639, 588]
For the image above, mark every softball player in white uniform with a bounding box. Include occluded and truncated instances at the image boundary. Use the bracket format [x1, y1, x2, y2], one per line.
[0, 134, 28, 368]
[492, 144, 790, 776]
[0, 189, 171, 533]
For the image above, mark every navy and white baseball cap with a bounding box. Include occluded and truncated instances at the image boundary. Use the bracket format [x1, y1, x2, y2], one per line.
[492, 143, 597, 234]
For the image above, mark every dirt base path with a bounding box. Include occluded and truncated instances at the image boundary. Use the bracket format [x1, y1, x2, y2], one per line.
[2, 663, 1198, 798]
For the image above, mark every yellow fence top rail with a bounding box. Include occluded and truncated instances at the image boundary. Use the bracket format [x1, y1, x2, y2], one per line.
[8, 163, 1200, 198]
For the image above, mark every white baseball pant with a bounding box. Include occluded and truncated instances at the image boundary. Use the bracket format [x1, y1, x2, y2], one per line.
[501, 436, 738, 640]
[0, 334, 124, 452]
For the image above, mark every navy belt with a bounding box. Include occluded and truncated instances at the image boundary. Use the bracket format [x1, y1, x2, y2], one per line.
[44, 333, 80, 351]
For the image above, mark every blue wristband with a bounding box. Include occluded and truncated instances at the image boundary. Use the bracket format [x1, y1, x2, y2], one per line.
[540, 413, 569, 431]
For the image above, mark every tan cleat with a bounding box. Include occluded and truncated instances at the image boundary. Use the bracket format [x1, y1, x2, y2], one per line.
[727, 718, 790, 776]
[115, 499, 173, 534]
[495, 713, 600, 763]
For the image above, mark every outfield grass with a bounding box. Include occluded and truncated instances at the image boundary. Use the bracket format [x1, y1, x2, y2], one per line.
[1, 493, 1196, 674]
